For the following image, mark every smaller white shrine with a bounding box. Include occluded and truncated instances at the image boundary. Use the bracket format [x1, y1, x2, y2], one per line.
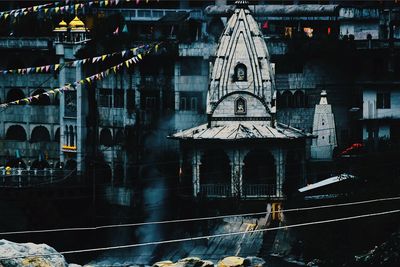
[311, 90, 337, 160]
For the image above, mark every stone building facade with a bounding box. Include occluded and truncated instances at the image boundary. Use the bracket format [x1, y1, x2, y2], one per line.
[0, 0, 399, 192]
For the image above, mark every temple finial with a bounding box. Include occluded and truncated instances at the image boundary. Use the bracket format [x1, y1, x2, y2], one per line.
[235, 0, 249, 8]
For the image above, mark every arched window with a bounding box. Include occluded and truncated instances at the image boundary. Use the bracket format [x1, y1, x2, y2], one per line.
[6, 125, 27, 141]
[99, 128, 113, 147]
[30, 89, 50, 105]
[234, 63, 247, 82]
[293, 90, 305, 108]
[65, 125, 69, 146]
[69, 125, 75, 147]
[6, 88, 25, 104]
[235, 97, 247, 115]
[280, 90, 293, 108]
[31, 126, 51, 142]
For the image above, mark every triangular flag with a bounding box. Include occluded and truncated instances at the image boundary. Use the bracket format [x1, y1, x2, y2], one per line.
[45, 65, 50, 72]
[125, 60, 130, 68]
[86, 77, 91, 83]
[55, 64, 60, 71]
[138, 54, 143, 60]
[102, 55, 107, 61]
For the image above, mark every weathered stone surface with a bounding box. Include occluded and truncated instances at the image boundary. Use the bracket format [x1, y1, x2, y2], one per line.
[0, 239, 67, 267]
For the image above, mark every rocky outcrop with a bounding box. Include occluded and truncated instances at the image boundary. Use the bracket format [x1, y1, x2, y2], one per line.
[0, 239, 67, 267]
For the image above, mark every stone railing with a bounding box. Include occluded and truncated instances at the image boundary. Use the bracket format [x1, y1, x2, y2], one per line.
[199, 183, 276, 198]
[0, 169, 77, 188]
[0, 37, 52, 49]
[242, 184, 276, 198]
[200, 184, 231, 198]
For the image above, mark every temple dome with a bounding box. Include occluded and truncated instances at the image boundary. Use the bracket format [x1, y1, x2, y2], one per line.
[69, 16, 88, 32]
[53, 20, 68, 32]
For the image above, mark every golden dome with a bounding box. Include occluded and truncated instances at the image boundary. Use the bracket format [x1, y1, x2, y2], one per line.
[59, 20, 67, 27]
[69, 16, 85, 28]
[53, 20, 68, 32]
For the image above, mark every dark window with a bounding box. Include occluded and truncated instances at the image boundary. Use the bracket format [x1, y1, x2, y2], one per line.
[179, 92, 202, 112]
[377, 91, 391, 109]
[99, 89, 112, 107]
[180, 57, 203, 76]
[31, 126, 51, 142]
[180, 97, 187, 110]
[99, 128, 113, 147]
[293, 90, 305, 108]
[190, 97, 198, 111]
[114, 89, 124, 108]
[6, 88, 25, 104]
[30, 89, 50, 105]
[127, 89, 135, 110]
[6, 125, 27, 141]
[69, 125, 74, 146]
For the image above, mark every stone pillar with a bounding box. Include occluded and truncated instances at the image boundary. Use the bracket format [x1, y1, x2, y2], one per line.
[273, 148, 286, 198]
[229, 149, 243, 197]
[192, 150, 201, 197]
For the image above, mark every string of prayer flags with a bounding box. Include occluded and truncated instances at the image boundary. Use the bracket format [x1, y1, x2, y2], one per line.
[0, 44, 149, 75]
[0, 0, 153, 20]
[0, 42, 161, 109]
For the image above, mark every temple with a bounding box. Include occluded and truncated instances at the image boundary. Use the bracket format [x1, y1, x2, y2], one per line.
[170, 1, 312, 200]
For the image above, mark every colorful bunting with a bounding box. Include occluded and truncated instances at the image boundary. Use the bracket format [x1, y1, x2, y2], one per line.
[0, 44, 148, 75]
[0, 0, 152, 20]
[0, 43, 161, 109]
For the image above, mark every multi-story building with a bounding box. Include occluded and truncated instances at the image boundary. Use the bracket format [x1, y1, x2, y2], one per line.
[0, 0, 399, 196]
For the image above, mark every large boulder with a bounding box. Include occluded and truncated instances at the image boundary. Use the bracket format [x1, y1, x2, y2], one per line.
[0, 239, 67, 267]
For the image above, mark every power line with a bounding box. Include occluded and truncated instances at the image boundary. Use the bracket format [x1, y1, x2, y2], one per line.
[1, 195, 399, 236]
[0, 208, 399, 260]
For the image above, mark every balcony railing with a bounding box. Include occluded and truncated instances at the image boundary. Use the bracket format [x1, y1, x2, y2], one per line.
[243, 184, 276, 198]
[0, 169, 77, 188]
[200, 184, 231, 198]
[199, 183, 276, 198]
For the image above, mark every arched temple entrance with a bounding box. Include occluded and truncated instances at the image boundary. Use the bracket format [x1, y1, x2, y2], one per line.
[243, 150, 276, 197]
[199, 149, 231, 197]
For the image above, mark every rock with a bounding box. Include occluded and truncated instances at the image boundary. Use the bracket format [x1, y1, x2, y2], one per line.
[0, 239, 67, 267]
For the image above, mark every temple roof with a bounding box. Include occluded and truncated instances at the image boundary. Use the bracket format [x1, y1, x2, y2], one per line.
[170, 122, 309, 141]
